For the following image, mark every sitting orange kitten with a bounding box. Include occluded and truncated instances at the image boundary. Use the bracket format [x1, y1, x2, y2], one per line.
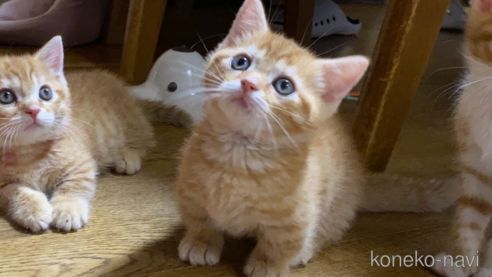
[0, 36, 155, 232]
[175, 0, 457, 276]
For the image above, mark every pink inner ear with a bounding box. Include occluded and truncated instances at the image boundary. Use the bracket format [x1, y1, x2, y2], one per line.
[319, 56, 369, 105]
[222, 0, 267, 47]
[36, 36, 64, 76]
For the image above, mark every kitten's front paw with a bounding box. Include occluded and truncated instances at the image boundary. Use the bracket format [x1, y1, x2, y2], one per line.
[178, 235, 223, 266]
[9, 190, 52, 232]
[115, 149, 142, 175]
[244, 258, 289, 277]
[432, 252, 467, 277]
[51, 198, 89, 232]
[290, 247, 315, 267]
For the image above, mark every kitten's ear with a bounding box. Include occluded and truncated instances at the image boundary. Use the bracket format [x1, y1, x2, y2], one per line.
[221, 0, 268, 47]
[472, 0, 492, 12]
[35, 36, 64, 77]
[317, 56, 369, 115]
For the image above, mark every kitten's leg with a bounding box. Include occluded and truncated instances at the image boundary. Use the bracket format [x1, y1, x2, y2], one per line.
[244, 224, 306, 277]
[115, 148, 144, 175]
[433, 168, 492, 277]
[290, 220, 318, 267]
[2, 184, 52, 232]
[177, 192, 224, 266]
[50, 161, 97, 232]
[475, 239, 492, 277]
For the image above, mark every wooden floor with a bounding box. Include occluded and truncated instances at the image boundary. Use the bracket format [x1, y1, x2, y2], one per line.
[0, 4, 467, 277]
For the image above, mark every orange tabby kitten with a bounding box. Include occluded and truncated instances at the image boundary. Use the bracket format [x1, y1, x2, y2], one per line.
[176, 0, 457, 276]
[433, 1, 492, 276]
[0, 36, 155, 232]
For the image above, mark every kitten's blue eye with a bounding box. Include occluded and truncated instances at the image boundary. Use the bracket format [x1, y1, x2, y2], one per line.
[0, 90, 15, 104]
[231, 55, 251, 71]
[273, 77, 295, 95]
[39, 86, 53, 101]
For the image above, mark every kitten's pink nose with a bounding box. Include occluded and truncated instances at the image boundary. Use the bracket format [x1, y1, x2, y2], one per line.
[25, 108, 40, 120]
[241, 79, 258, 93]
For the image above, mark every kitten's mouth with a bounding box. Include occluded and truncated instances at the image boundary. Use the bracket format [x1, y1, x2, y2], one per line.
[231, 95, 253, 111]
[24, 122, 42, 130]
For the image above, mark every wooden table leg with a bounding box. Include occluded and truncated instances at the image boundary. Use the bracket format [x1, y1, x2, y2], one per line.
[284, 0, 315, 46]
[120, 0, 167, 83]
[352, 0, 451, 172]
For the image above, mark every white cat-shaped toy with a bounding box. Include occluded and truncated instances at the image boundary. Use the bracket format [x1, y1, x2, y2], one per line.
[130, 46, 207, 126]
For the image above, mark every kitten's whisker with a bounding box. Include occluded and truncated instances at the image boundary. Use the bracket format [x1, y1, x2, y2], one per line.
[195, 31, 212, 57]
[429, 81, 462, 108]
[300, 18, 314, 46]
[4, 126, 14, 150]
[308, 23, 338, 49]
[269, 1, 282, 25]
[177, 61, 226, 84]
[463, 53, 490, 69]
[54, 122, 81, 145]
[254, 116, 263, 143]
[178, 61, 216, 76]
[262, 108, 298, 149]
[267, 0, 273, 23]
[168, 67, 222, 85]
[193, 31, 226, 82]
[211, 62, 227, 85]
[0, 122, 15, 138]
[262, 112, 279, 154]
[424, 66, 467, 80]
[268, 105, 307, 122]
[167, 87, 222, 99]
[316, 39, 355, 57]
[190, 34, 227, 50]
[12, 125, 20, 149]
[0, 122, 15, 133]
[69, 118, 97, 131]
[457, 75, 492, 91]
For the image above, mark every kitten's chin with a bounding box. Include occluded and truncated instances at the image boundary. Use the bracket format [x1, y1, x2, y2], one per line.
[12, 127, 61, 147]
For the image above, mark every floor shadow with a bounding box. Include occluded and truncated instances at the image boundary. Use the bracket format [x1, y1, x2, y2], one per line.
[100, 226, 256, 277]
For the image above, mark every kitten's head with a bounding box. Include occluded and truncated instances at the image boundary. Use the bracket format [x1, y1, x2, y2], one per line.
[0, 36, 70, 148]
[203, 0, 368, 145]
[466, 0, 492, 64]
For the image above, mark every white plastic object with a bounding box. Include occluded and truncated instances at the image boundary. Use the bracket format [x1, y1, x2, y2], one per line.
[130, 46, 207, 125]
[271, 0, 361, 38]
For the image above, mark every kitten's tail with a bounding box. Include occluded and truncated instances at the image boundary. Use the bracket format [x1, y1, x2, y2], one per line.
[137, 99, 193, 128]
[360, 174, 459, 213]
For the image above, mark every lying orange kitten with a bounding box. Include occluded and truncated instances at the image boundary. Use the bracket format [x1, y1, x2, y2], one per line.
[0, 36, 155, 232]
[175, 0, 457, 276]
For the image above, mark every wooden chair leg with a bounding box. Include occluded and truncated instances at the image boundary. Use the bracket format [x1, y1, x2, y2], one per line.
[284, 0, 315, 46]
[120, 0, 167, 83]
[101, 0, 131, 45]
[352, 0, 451, 172]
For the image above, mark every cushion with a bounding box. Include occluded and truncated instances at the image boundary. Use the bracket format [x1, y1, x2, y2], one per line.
[0, 0, 104, 46]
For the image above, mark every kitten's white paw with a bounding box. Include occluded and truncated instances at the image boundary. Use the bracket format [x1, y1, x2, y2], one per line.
[476, 267, 492, 277]
[10, 190, 52, 232]
[244, 258, 289, 277]
[178, 236, 222, 266]
[51, 198, 89, 232]
[115, 149, 142, 175]
[432, 252, 467, 277]
[290, 247, 314, 267]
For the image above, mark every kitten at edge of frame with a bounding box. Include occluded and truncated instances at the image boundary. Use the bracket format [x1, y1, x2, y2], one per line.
[0, 36, 155, 233]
